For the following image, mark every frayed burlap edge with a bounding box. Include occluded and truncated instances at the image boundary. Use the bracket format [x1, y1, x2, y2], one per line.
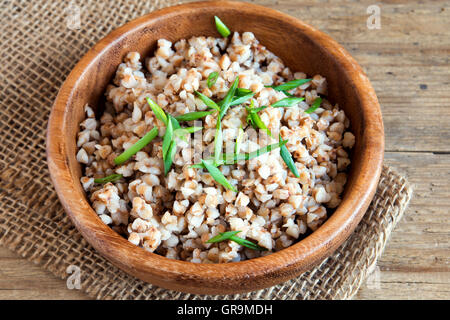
[0, 0, 412, 300]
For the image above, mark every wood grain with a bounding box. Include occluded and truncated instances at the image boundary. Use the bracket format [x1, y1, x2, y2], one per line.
[0, 248, 88, 300]
[355, 152, 450, 299]
[1, 0, 449, 299]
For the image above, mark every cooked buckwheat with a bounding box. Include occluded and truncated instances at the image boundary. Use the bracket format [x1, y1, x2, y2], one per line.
[76, 32, 355, 263]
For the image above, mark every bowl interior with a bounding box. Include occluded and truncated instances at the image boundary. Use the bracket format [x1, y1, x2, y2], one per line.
[49, 0, 383, 294]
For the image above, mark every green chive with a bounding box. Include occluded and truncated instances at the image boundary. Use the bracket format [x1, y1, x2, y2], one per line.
[304, 97, 322, 114]
[215, 141, 288, 166]
[164, 140, 177, 175]
[228, 140, 287, 163]
[168, 115, 186, 142]
[266, 78, 311, 92]
[173, 127, 203, 140]
[94, 174, 123, 184]
[251, 105, 268, 113]
[195, 91, 220, 111]
[236, 88, 253, 97]
[146, 97, 168, 126]
[229, 235, 267, 251]
[169, 116, 181, 130]
[206, 230, 240, 243]
[246, 99, 268, 114]
[162, 115, 173, 159]
[206, 231, 267, 250]
[207, 71, 219, 88]
[114, 127, 158, 165]
[235, 126, 244, 155]
[191, 141, 288, 169]
[245, 100, 256, 129]
[271, 97, 305, 108]
[218, 77, 239, 120]
[279, 135, 299, 178]
[252, 113, 272, 136]
[175, 111, 214, 122]
[246, 100, 272, 137]
[201, 159, 237, 192]
[189, 163, 206, 169]
[246, 113, 256, 129]
[229, 93, 254, 106]
[230, 125, 244, 164]
[214, 16, 231, 38]
[214, 118, 223, 164]
[174, 127, 203, 135]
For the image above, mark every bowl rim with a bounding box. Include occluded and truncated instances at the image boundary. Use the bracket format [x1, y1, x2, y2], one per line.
[46, 0, 384, 293]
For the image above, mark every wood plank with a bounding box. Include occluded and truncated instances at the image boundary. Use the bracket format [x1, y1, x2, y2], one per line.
[380, 152, 450, 275]
[0, 289, 89, 300]
[356, 271, 450, 300]
[0, 247, 88, 300]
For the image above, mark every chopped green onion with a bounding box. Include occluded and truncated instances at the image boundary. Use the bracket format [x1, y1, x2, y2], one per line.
[94, 174, 123, 184]
[191, 140, 288, 168]
[246, 112, 253, 129]
[146, 97, 168, 126]
[229, 93, 254, 106]
[214, 118, 223, 164]
[218, 77, 239, 120]
[162, 115, 173, 159]
[164, 140, 177, 175]
[189, 163, 206, 169]
[251, 105, 268, 113]
[236, 88, 253, 97]
[169, 115, 186, 142]
[245, 100, 257, 129]
[271, 97, 305, 108]
[174, 127, 203, 136]
[235, 126, 244, 155]
[246, 100, 268, 114]
[229, 234, 267, 250]
[173, 127, 202, 141]
[114, 127, 159, 165]
[304, 97, 322, 114]
[169, 116, 181, 130]
[251, 113, 272, 136]
[246, 100, 272, 137]
[279, 135, 299, 178]
[206, 230, 240, 243]
[195, 91, 220, 111]
[201, 159, 237, 192]
[207, 71, 219, 88]
[266, 78, 311, 92]
[175, 111, 214, 122]
[207, 230, 267, 250]
[246, 113, 256, 129]
[214, 16, 231, 38]
[229, 140, 287, 163]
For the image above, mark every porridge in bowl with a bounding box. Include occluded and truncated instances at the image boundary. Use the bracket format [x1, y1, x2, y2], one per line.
[75, 17, 355, 263]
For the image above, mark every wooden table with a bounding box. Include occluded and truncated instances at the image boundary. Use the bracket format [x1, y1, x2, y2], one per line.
[0, 0, 448, 299]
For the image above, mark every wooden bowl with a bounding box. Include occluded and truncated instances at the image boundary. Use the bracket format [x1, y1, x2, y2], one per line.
[47, 0, 384, 294]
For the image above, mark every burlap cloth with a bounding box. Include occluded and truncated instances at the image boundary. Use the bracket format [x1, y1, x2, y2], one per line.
[0, 0, 412, 300]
